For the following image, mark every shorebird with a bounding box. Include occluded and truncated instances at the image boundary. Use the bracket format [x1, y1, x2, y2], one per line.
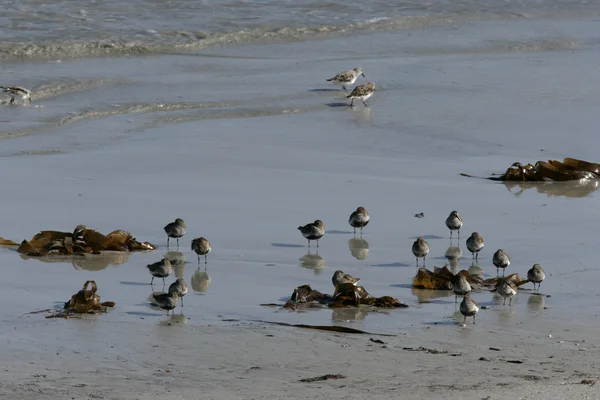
[451, 273, 471, 303]
[191, 237, 211, 264]
[527, 264, 545, 291]
[347, 81, 375, 107]
[460, 291, 479, 325]
[146, 258, 172, 286]
[332, 270, 360, 288]
[348, 206, 370, 234]
[445, 210, 463, 239]
[169, 278, 188, 307]
[492, 249, 511, 276]
[152, 288, 180, 316]
[466, 232, 484, 260]
[298, 220, 325, 247]
[326, 67, 366, 92]
[412, 237, 430, 267]
[1, 86, 32, 105]
[164, 218, 186, 247]
[496, 279, 517, 306]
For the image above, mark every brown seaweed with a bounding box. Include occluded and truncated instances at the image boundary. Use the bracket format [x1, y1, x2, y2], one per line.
[483, 158, 600, 182]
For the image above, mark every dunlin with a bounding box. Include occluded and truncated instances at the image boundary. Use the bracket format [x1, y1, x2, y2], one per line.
[348, 206, 370, 234]
[496, 279, 517, 306]
[298, 220, 325, 247]
[191, 237, 211, 264]
[451, 273, 471, 303]
[445, 210, 463, 239]
[459, 291, 479, 325]
[492, 249, 511, 276]
[332, 270, 360, 288]
[466, 232, 484, 260]
[347, 81, 375, 107]
[146, 258, 172, 286]
[326, 67, 366, 92]
[1, 86, 32, 105]
[169, 278, 188, 306]
[164, 218, 186, 247]
[527, 263, 545, 291]
[152, 288, 180, 316]
[412, 237, 430, 267]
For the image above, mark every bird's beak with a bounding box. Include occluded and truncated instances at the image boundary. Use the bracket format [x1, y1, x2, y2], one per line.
[361, 73, 366, 78]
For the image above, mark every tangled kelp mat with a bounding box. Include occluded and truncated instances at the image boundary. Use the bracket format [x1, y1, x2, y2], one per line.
[17, 225, 156, 257]
[413, 265, 529, 291]
[463, 157, 600, 182]
[0, 237, 18, 246]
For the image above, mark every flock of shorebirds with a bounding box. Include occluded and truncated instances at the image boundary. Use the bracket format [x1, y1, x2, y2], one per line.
[149, 207, 547, 326]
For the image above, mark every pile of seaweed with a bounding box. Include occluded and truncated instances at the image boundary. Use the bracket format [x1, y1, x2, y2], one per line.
[412, 265, 528, 291]
[16, 225, 156, 257]
[486, 157, 600, 182]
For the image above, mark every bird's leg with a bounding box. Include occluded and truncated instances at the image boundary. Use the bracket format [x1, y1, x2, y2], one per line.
[176, 238, 179, 247]
[509, 297, 512, 306]
[450, 230, 453, 239]
[473, 315, 476, 324]
[463, 316, 466, 324]
[343, 85, 347, 91]
[362, 100, 368, 106]
[197, 254, 200, 264]
[151, 276, 154, 285]
[502, 269, 505, 277]
[205, 255, 208, 264]
[349, 99, 354, 107]
[316, 239, 319, 248]
[167, 237, 170, 247]
[503, 297, 506, 306]
[307, 240, 310, 248]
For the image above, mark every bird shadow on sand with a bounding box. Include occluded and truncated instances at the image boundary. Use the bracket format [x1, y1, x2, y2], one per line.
[309, 88, 343, 93]
[422, 320, 460, 326]
[271, 243, 305, 248]
[409, 235, 445, 240]
[325, 102, 350, 108]
[120, 281, 150, 286]
[372, 262, 411, 268]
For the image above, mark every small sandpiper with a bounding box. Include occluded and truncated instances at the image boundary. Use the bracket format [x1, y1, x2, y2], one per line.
[445, 210, 463, 239]
[169, 278, 188, 307]
[164, 218, 186, 247]
[492, 249, 511, 276]
[451, 273, 471, 303]
[298, 220, 325, 247]
[326, 67, 366, 92]
[527, 263, 545, 291]
[466, 232, 484, 260]
[1, 86, 32, 105]
[191, 237, 211, 264]
[496, 279, 517, 306]
[152, 288, 180, 316]
[332, 270, 360, 289]
[347, 81, 375, 107]
[412, 237, 430, 267]
[459, 291, 479, 325]
[146, 258, 172, 286]
[348, 206, 370, 234]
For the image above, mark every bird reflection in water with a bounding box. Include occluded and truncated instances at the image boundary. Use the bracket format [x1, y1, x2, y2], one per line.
[467, 263, 484, 280]
[164, 251, 185, 278]
[331, 306, 370, 322]
[299, 250, 325, 275]
[444, 244, 462, 275]
[503, 179, 600, 198]
[527, 293, 545, 310]
[348, 237, 369, 260]
[191, 269, 211, 294]
[411, 287, 453, 303]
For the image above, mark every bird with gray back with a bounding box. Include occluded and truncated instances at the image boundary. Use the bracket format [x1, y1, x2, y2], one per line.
[164, 218, 186, 247]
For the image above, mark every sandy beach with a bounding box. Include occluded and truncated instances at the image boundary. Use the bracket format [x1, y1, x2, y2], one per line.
[1, 12, 600, 400]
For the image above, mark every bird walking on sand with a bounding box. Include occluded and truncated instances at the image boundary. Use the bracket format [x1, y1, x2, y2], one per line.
[492, 249, 511, 276]
[460, 291, 479, 325]
[412, 237, 430, 267]
[466, 232, 484, 260]
[298, 220, 325, 247]
[496, 279, 517, 306]
[1, 86, 32, 105]
[451, 273, 471, 303]
[445, 210, 463, 239]
[164, 218, 186, 247]
[146, 258, 172, 286]
[332, 270, 360, 288]
[191, 237, 211, 265]
[347, 81, 375, 107]
[348, 206, 370, 235]
[152, 288, 180, 316]
[326, 67, 366, 92]
[527, 264, 545, 291]
[169, 278, 188, 307]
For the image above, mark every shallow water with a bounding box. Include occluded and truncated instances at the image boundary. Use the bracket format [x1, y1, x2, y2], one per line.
[1, 8, 600, 343]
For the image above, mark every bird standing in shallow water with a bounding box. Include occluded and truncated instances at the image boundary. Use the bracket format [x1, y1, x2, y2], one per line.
[146, 258, 172, 286]
[445, 210, 463, 239]
[169, 278, 188, 307]
[152, 287, 179, 316]
[298, 220, 325, 247]
[326, 67, 366, 92]
[191, 237, 211, 265]
[496, 279, 517, 306]
[460, 291, 479, 325]
[348, 206, 370, 235]
[347, 81, 376, 107]
[164, 218, 186, 247]
[412, 237, 430, 267]
[492, 249, 511, 276]
[466, 232, 484, 260]
[332, 270, 360, 289]
[527, 264, 545, 291]
[1, 86, 32, 105]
